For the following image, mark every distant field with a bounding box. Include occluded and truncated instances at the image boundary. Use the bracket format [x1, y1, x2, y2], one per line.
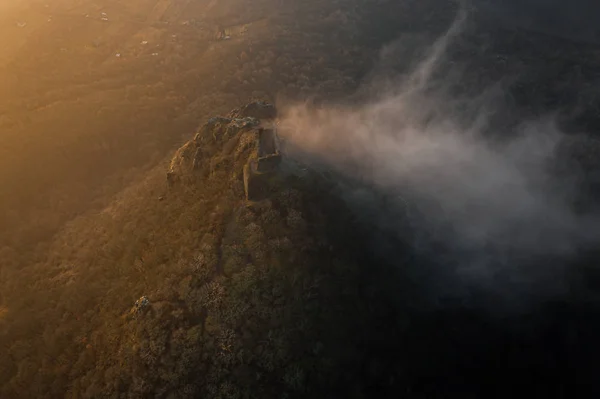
[0, 0, 247, 253]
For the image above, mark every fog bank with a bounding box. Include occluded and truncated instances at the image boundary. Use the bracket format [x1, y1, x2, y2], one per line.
[278, 11, 600, 309]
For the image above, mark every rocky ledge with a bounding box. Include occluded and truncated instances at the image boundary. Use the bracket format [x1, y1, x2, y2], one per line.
[166, 101, 283, 201]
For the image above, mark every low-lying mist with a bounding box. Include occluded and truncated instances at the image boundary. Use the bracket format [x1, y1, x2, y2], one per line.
[278, 10, 600, 312]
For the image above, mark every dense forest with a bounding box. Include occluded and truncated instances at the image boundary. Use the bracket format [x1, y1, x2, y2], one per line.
[1, 0, 600, 397]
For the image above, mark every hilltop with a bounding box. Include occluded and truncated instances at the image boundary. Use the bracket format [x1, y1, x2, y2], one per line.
[0, 102, 403, 398]
[2, 102, 598, 398]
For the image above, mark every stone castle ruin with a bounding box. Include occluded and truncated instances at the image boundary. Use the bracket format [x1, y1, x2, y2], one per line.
[244, 126, 282, 200]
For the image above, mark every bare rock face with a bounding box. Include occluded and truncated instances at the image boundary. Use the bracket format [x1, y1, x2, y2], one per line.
[193, 116, 249, 145]
[228, 101, 277, 120]
[168, 140, 198, 181]
[130, 296, 150, 318]
[166, 103, 283, 201]
[167, 116, 258, 183]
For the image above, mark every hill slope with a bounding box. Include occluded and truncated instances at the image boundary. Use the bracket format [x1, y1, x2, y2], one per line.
[3, 102, 599, 398]
[0, 103, 406, 398]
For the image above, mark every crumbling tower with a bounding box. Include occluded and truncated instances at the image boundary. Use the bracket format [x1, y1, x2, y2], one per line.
[243, 127, 282, 200]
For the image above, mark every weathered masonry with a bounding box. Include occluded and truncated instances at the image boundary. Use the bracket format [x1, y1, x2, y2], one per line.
[243, 127, 282, 200]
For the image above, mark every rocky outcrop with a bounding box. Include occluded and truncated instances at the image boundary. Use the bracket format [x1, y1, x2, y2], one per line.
[130, 296, 150, 318]
[228, 101, 277, 121]
[167, 102, 283, 201]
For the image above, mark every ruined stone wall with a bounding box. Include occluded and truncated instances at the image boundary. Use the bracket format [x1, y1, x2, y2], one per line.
[243, 127, 282, 200]
[258, 128, 277, 157]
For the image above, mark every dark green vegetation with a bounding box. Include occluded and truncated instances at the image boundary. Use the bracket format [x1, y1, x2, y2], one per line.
[2, 0, 600, 397]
